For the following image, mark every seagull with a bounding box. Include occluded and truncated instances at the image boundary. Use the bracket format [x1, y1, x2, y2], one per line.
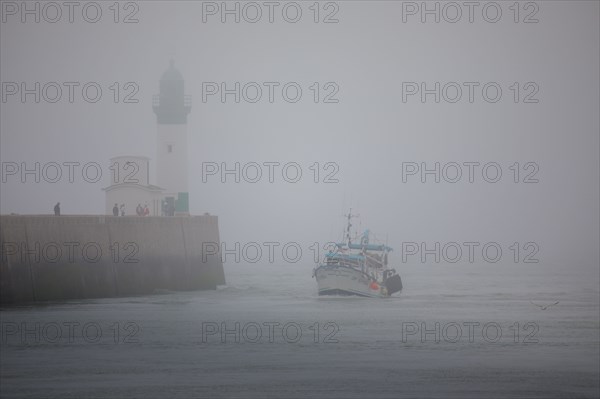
[530, 300, 559, 310]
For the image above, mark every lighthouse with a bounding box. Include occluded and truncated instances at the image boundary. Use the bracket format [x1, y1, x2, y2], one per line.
[153, 60, 192, 215]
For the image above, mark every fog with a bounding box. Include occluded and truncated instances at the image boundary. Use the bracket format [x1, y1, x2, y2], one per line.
[1, 1, 598, 269]
[1, 2, 600, 398]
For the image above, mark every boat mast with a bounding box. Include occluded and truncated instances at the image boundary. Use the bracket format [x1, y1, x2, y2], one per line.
[344, 208, 359, 247]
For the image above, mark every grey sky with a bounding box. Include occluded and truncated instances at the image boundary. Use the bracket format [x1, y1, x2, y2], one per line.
[1, 1, 598, 270]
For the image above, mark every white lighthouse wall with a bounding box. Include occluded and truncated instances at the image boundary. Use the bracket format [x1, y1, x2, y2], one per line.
[109, 156, 150, 186]
[156, 124, 188, 196]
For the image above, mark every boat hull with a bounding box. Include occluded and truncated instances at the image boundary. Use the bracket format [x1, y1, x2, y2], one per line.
[314, 264, 389, 298]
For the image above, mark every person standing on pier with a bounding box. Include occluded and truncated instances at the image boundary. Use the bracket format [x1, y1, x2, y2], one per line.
[54, 202, 60, 216]
[112, 204, 119, 216]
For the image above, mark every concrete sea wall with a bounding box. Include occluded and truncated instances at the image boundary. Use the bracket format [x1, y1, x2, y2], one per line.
[0, 215, 225, 305]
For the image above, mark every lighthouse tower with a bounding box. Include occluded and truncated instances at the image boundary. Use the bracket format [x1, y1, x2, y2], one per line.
[153, 60, 192, 215]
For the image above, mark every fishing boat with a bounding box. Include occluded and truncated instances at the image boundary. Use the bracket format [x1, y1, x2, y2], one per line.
[312, 211, 403, 298]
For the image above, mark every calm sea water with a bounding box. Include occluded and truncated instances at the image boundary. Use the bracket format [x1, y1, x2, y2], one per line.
[1, 262, 599, 398]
